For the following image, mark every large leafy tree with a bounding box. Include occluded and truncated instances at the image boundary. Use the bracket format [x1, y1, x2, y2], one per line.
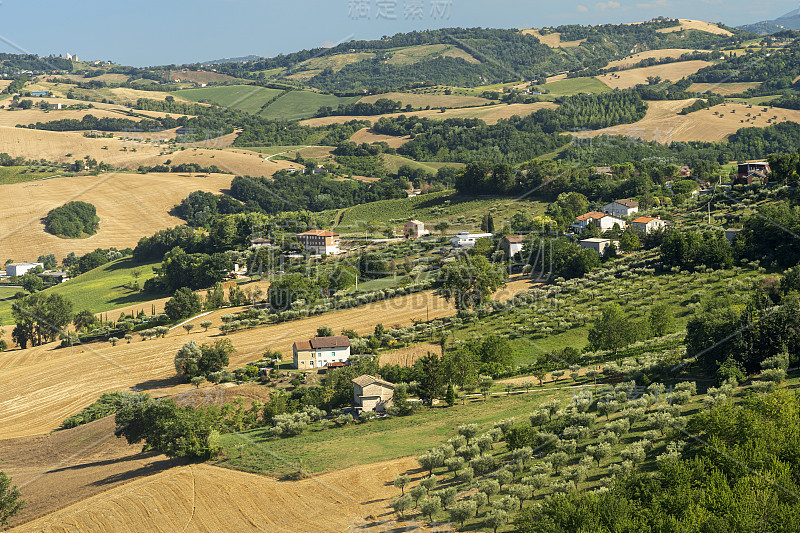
[588, 303, 632, 354]
[0, 472, 23, 527]
[164, 287, 202, 321]
[438, 255, 507, 310]
[11, 292, 73, 348]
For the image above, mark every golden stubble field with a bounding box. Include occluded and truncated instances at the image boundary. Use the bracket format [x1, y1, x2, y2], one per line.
[0, 290, 459, 439]
[300, 102, 558, 127]
[656, 19, 733, 36]
[0, 124, 296, 177]
[604, 48, 710, 69]
[13, 459, 422, 533]
[0, 172, 231, 262]
[572, 99, 800, 143]
[596, 60, 712, 89]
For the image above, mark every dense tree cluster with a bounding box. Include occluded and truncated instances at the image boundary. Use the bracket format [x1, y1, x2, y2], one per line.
[229, 172, 407, 215]
[315, 98, 403, 117]
[44, 201, 99, 238]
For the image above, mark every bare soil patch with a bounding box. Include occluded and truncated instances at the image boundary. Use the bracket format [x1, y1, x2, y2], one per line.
[596, 60, 712, 89]
[573, 100, 799, 143]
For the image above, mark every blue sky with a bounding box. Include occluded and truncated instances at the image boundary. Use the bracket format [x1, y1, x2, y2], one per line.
[0, 0, 796, 66]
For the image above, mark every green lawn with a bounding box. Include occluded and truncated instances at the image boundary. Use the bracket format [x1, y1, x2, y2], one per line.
[542, 77, 611, 96]
[173, 85, 285, 115]
[260, 91, 360, 121]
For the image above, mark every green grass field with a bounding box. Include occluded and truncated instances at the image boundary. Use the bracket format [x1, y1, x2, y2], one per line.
[541, 77, 611, 96]
[173, 85, 284, 115]
[215, 391, 571, 476]
[47, 258, 163, 314]
[0, 258, 163, 325]
[0, 166, 59, 185]
[381, 154, 464, 175]
[260, 91, 360, 121]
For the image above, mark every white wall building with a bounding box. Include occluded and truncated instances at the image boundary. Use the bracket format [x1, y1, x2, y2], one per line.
[293, 336, 351, 370]
[451, 232, 493, 249]
[6, 262, 44, 277]
[602, 199, 639, 218]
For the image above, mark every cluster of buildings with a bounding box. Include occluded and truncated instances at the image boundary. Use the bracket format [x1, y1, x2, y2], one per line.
[2, 262, 69, 283]
[291, 334, 395, 414]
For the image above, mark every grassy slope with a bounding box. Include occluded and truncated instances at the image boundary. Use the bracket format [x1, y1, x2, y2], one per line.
[0, 258, 162, 325]
[331, 192, 547, 232]
[173, 85, 284, 114]
[260, 91, 360, 121]
[542, 77, 611, 96]
[381, 154, 464, 174]
[216, 391, 571, 476]
[0, 166, 57, 185]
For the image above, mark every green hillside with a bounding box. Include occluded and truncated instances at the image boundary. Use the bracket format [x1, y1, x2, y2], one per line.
[260, 91, 360, 121]
[173, 85, 284, 114]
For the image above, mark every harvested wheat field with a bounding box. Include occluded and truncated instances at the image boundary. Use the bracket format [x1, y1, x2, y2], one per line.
[521, 29, 585, 48]
[596, 60, 712, 89]
[379, 343, 442, 366]
[605, 48, 709, 69]
[359, 91, 489, 109]
[573, 99, 800, 143]
[0, 126, 285, 177]
[0, 417, 177, 527]
[0, 290, 459, 438]
[301, 102, 557, 127]
[13, 458, 423, 533]
[350, 127, 411, 148]
[656, 19, 733, 36]
[689, 82, 761, 95]
[0, 107, 135, 128]
[0, 172, 231, 261]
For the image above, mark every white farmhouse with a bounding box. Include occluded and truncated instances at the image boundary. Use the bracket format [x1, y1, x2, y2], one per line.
[293, 336, 351, 370]
[6, 262, 44, 277]
[632, 216, 666, 234]
[602, 199, 639, 218]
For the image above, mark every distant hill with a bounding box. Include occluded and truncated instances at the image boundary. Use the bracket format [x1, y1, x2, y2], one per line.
[739, 8, 800, 34]
[200, 55, 263, 65]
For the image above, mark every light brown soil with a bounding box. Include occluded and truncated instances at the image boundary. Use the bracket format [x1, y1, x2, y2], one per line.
[0, 417, 177, 527]
[521, 30, 585, 48]
[0, 290, 457, 439]
[573, 99, 799, 143]
[12, 458, 422, 533]
[350, 127, 411, 148]
[689, 82, 761, 95]
[656, 19, 733, 36]
[605, 49, 710, 69]
[0, 172, 231, 262]
[300, 102, 557, 127]
[359, 92, 489, 108]
[596, 61, 712, 89]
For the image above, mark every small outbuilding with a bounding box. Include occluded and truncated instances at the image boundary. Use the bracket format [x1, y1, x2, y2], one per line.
[352, 374, 395, 413]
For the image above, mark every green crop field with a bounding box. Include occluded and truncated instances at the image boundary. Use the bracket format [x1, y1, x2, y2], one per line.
[542, 77, 611, 96]
[330, 192, 546, 233]
[173, 85, 284, 115]
[260, 91, 360, 121]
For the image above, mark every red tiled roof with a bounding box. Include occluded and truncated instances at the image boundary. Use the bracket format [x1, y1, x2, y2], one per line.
[633, 216, 658, 223]
[575, 211, 606, 222]
[503, 235, 525, 243]
[298, 229, 339, 237]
